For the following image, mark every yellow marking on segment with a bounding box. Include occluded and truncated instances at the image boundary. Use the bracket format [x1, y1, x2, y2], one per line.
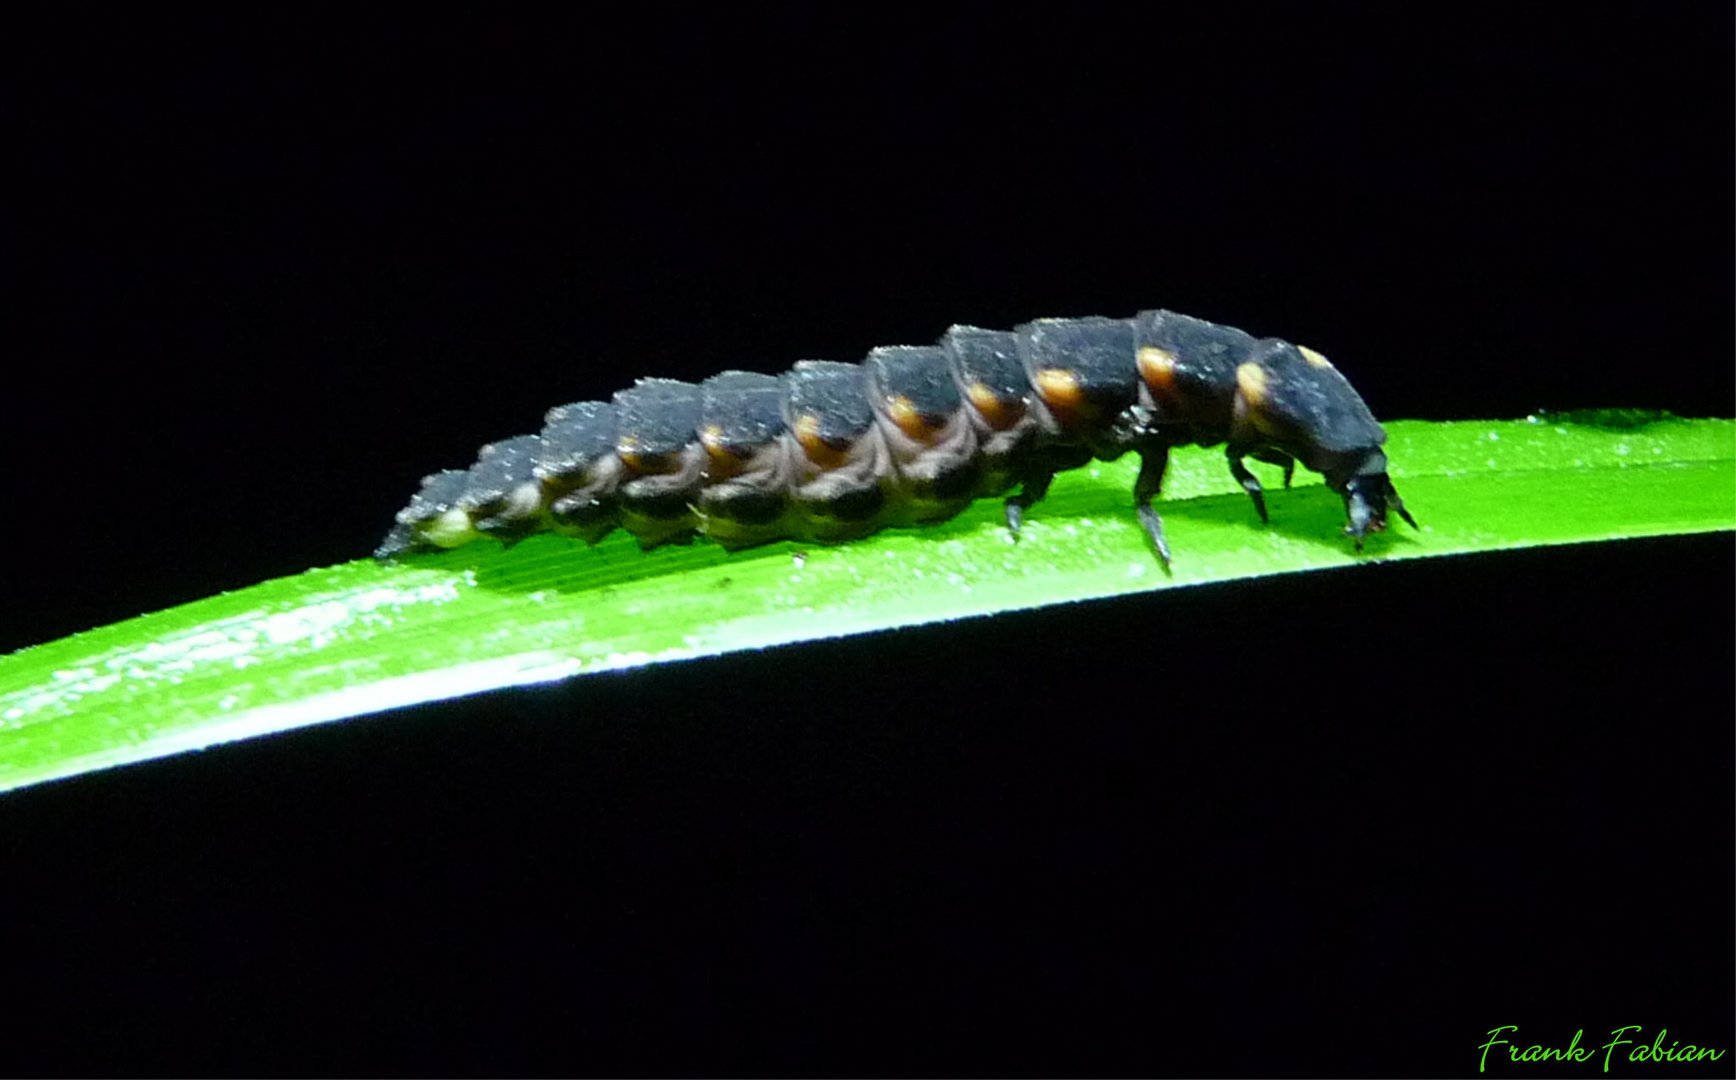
[614, 433, 642, 471]
[698, 423, 744, 475]
[1298, 345, 1334, 369]
[1236, 362, 1270, 408]
[616, 435, 672, 476]
[617, 434, 687, 476]
[886, 394, 937, 442]
[794, 412, 850, 469]
[1033, 367, 1084, 411]
[1137, 346, 1178, 395]
[965, 381, 1025, 430]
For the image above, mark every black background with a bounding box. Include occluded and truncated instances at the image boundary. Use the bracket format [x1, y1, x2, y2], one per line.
[3, 9, 1731, 1077]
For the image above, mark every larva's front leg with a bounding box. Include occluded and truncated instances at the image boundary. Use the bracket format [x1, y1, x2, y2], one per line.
[1002, 468, 1055, 539]
[1133, 445, 1173, 565]
[1226, 337, 1419, 546]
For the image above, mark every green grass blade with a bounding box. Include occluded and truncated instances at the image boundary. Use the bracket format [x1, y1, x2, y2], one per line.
[2, 415, 1731, 795]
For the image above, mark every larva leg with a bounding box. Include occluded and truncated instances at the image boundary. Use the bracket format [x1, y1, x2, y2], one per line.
[1003, 470, 1054, 538]
[1252, 448, 1295, 489]
[1133, 445, 1173, 566]
[1227, 452, 1269, 524]
[1000, 443, 1090, 538]
[1230, 448, 1296, 528]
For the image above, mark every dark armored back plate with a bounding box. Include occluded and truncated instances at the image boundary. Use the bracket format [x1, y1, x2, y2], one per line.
[783, 361, 875, 447]
[458, 435, 542, 509]
[405, 468, 471, 520]
[1135, 309, 1256, 387]
[942, 325, 1026, 401]
[376, 467, 472, 557]
[536, 401, 618, 480]
[1017, 317, 1140, 416]
[865, 345, 961, 425]
[701, 371, 785, 451]
[614, 379, 703, 458]
[1245, 340, 1386, 452]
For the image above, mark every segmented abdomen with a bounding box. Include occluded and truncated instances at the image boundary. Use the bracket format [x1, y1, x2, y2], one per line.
[377, 307, 1401, 559]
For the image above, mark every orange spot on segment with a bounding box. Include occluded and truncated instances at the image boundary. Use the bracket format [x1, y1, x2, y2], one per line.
[1235, 362, 1269, 409]
[615, 434, 648, 474]
[886, 394, 942, 443]
[616, 435, 676, 476]
[1034, 367, 1083, 410]
[699, 424, 745, 478]
[1298, 345, 1334, 370]
[1034, 367, 1090, 427]
[1137, 345, 1177, 380]
[966, 381, 1026, 430]
[1138, 345, 1179, 400]
[1235, 362, 1284, 436]
[794, 412, 851, 469]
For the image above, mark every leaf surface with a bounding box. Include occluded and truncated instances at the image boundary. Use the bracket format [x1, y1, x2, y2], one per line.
[2, 415, 1730, 795]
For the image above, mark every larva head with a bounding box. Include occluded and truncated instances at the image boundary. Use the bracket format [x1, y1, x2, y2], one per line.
[1322, 448, 1418, 550]
[1232, 339, 1415, 551]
